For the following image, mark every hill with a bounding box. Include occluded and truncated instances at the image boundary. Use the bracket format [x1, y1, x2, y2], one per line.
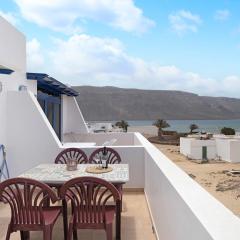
[73, 86, 240, 121]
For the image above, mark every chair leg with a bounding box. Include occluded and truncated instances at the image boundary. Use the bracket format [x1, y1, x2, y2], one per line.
[43, 226, 52, 240]
[67, 222, 73, 240]
[20, 231, 26, 240]
[73, 228, 78, 240]
[106, 223, 113, 240]
[5, 224, 11, 240]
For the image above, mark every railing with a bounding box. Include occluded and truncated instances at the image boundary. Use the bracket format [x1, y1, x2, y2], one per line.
[135, 133, 240, 240]
[63, 132, 137, 146]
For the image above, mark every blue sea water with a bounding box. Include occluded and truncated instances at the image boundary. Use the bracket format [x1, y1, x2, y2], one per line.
[127, 119, 240, 133]
[90, 119, 240, 133]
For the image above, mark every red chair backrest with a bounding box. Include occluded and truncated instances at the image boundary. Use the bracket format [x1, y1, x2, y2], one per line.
[0, 177, 58, 226]
[55, 148, 88, 164]
[89, 147, 121, 164]
[60, 177, 121, 224]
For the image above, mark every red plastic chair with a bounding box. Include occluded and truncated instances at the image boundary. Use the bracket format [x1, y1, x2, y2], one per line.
[55, 148, 88, 164]
[60, 176, 121, 240]
[89, 147, 121, 164]
[0, 177, 61, 240]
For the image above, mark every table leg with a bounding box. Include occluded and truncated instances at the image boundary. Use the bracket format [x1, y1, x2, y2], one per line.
[62, 199, 68, 240]
[116, 200, 121, 240]
[20, 231, 29, 240]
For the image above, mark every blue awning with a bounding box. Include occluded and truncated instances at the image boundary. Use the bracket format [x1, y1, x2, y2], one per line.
[27, 72, 79, 97]
[0, 66, 14, 75]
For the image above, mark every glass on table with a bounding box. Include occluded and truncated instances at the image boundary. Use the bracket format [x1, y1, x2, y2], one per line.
[93, 156, 102, 168]
[66, 158, 78, 171]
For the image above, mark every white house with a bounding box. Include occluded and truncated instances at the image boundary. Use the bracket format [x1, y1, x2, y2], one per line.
[181, 135, 240, 162]
[180, 137, 217, 160]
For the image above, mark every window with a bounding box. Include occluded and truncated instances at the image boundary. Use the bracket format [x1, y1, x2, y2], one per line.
[37, 90, 62, 140]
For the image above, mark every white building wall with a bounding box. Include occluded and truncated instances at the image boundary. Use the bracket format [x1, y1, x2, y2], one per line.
[216, 138, 231, 162]
[180, 138, 216, 160]
[230, 141, 240, 163]
[62, 95, 88, 135]
[216, 139, 240, 163]
[0, 17, 26, 72]
[6, 91, 62, 177]
[0, 17, 31, 147]
[180, 137, 192, 156]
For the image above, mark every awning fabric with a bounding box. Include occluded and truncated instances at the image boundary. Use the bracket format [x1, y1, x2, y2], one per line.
[27, 72, 78, 96]
[0, 66, 14, 75]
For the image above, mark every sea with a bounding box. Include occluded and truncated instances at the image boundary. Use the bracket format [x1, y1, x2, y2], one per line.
[90, 119, 240, 134]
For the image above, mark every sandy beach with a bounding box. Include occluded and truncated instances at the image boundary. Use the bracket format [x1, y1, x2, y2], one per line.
[155, 144, 240, 216]
[132, 125, 240, 216]
[128, 126, 158, 136]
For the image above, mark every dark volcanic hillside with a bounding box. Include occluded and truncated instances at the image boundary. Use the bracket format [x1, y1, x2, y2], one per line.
[73, 86, 240, 121]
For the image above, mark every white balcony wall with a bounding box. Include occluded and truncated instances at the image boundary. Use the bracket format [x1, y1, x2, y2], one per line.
[6, 91, 62, 177]
[62, 95, 89, 135]
[55, 145, 145, 189]
[63, 132, 136, 146]
[135, 133, 240, 240]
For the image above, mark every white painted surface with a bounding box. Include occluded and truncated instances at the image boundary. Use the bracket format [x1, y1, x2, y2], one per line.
[62, 142, 96, 147]
[62, 95, 89, 134]
[216, 138, 230, 161]
[6, 91, 62, 177]
[180, 137, 216, 160]
[216, 138, 240, 163]
[0, 16, 26, 72]
[88, 122, 113, 132]
[230, 140, 240, 162]
[0, 17, 32, 148]
[63, 132, 136, 146]
[180, 137, 192, 156]
[135, 133, 240, 240]
[57, 145, 145, 189]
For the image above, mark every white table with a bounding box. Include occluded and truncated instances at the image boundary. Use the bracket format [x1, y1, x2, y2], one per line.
[20, 164, 129, 184]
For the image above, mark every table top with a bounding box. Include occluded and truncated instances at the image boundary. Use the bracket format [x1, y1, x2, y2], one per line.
[19, 164, 129, 184]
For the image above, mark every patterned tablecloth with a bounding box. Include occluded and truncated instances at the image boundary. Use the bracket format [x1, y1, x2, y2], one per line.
[19, 164, 129, 184]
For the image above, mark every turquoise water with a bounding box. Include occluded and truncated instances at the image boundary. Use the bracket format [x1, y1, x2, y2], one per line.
[127, 119, 240, 133]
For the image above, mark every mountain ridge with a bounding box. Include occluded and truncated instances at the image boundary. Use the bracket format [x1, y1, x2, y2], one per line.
[73, 86, 240, 121]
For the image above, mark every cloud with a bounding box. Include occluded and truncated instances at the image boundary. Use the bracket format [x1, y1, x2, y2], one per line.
[26, 38, 45, 71]
[14, 0, 154, 34]
[169, 10, 202, 35]
[44, 34, 240, 97]
[214, 9, 230, 21]
[0, 11, 18, 26]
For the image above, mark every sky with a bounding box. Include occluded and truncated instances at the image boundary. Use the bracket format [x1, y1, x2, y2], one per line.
[1, 0, 240, 98]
